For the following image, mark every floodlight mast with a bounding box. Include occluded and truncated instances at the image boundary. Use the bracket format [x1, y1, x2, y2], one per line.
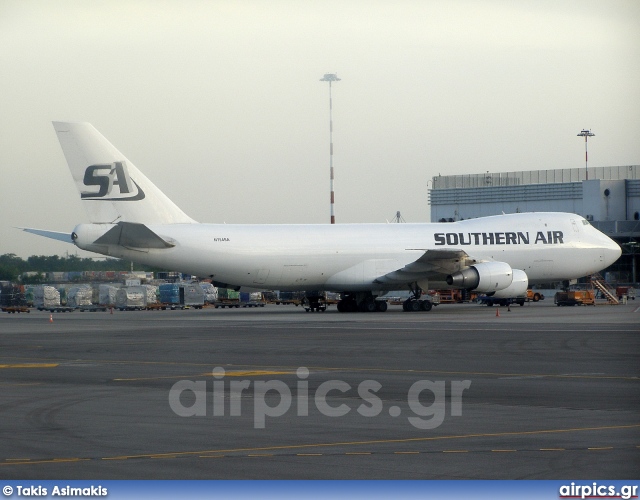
[577, 129, 595, 180]
[320, 73, 340, 224]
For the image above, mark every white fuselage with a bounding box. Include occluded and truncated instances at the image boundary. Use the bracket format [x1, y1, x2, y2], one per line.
[74, 212, 621, 292]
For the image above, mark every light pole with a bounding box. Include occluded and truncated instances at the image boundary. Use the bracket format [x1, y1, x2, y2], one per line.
[320, 73, 340, 224]
[577, 129, 595, 180]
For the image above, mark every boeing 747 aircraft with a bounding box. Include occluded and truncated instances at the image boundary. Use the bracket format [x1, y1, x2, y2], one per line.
[22, 122, 621, 312]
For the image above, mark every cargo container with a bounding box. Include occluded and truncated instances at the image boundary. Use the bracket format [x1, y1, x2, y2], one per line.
[116, 286, 147, 310]
[200, 283, 218, 303]
[156, 272, 180, 281]
[34, 285, 61, 309]
[1, 282, 27, 310]
[24, 286, 35, 306]
[214, 287, 242, 308]
[33, 285, 73, 312]
[98, 285, 118, 306]
[145, 285, 159, 304]
[159, 282, 204, 309]
[67, 286, 93, 307]
[237, 291, 265, 308]
[159, 283, 180, 305]
[1, 283, 29, 312]
[179, 283, 205, 308]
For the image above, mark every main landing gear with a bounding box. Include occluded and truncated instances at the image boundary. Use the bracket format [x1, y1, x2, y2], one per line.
[402, 284, 433, 312]
[303, 294, 327, 312]
[337, 292, 388, 313]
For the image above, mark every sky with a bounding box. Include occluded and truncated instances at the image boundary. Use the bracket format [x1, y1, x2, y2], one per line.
[1, 0, 639, 258]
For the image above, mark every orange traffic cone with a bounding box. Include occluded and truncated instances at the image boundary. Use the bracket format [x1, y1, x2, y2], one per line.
[495, 308, 500, 317]
[49, 314, 53, 323]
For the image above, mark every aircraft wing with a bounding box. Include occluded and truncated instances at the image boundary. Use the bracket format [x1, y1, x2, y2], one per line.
[373, 249, 473, 286]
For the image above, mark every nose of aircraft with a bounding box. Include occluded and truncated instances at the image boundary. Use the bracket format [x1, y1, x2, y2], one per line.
[604, 236, 622, 266]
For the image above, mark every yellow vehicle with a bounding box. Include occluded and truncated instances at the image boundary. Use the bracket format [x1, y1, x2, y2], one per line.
[527, 290, 544, 302]
[554, 290, 595, 306]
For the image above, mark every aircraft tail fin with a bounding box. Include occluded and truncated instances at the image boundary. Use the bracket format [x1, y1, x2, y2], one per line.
[52, 122, 196, 225]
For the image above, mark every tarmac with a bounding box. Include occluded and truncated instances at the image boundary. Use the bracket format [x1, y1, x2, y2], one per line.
[0, 300, 638, 479]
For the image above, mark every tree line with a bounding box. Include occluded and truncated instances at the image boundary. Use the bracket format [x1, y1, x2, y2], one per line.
[0, 254, 164, 282]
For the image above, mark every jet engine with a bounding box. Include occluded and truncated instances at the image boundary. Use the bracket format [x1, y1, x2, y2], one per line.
[490, 269, 529, 298]
[446, 261, 514, 293]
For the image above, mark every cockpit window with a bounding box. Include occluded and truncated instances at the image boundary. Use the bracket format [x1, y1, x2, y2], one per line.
[582, 220, 590, 226]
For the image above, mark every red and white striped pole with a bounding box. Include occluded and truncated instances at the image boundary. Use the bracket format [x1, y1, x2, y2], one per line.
[321, 73, 340, 224]
[577, 129, 595, 180]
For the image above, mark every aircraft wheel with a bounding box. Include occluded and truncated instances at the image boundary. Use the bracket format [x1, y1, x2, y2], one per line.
[409, 301, 422, 312]
[358, 301, 375, 313]
[421, 300, 432, 312]
[375, 301, 388, 312]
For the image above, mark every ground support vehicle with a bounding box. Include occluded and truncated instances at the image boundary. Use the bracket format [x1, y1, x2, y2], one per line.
[554, 290, 595, 306]
[616, 286, 636, 301]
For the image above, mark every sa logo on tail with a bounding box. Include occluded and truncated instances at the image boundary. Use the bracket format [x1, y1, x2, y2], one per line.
[81, 161, 145, 201]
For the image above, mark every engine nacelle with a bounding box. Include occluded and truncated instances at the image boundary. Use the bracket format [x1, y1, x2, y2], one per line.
[491, 269, 529, 298]
[446, 261, 514, 293]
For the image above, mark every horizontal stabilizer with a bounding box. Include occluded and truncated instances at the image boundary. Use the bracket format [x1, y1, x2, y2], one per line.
[19, 227, 73, 244]
[93, 222, 175, 249]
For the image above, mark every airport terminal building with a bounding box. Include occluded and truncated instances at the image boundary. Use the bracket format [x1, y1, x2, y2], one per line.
[429, 165, 640, 283]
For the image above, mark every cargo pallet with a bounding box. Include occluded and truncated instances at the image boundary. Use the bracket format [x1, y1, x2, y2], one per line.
[2, 306, 31, 314]
[271, 299, 304, 306]
[37, 306, 75, 313]
[78, 305, 108, 312]
[147, 303, 169, 310]
[214, 300, 240, 309]
[241, 301, 265, 308]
